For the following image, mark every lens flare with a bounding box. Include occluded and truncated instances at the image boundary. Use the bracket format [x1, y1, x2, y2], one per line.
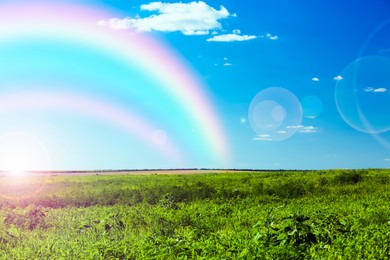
[335, 56, 390, 134]
[249, 87, 302, 141]
[352, 18, 390, 149]
[0, 132, 51, 173]
[0, 132, 52, 200]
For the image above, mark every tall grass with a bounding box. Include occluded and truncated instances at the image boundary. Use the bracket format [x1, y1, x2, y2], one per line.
[0, 169, 389, 259]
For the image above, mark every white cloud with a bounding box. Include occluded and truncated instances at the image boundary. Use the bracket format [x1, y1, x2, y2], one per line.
[264, 32, 278, 40]
[97, 19, 130, 30]
[253, 134, 272, 141]
[373, 88, 388, 93]
[276, 130, 287, 134]
[207, 29, 264, 42]
[385, 158, 390, 161]
[363, 87, 388, 93]
[99, 2, 269, 42]
[98, 1, 232, 35]
[363, 87, 374, 92]
[258, 32, 279, 40]
[253, 137, 272, 141]
[287, 125, 319, 133]
[207, 33, 257, 42]
[287, 125, 304, 129]
[333, 75, 343, 81]
[299, 126, 319, 133]
[223, 63, 233, 66]
[312, 77, 320, 82]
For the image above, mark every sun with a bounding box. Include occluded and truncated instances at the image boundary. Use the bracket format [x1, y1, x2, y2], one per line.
[0, 132, 51, 176]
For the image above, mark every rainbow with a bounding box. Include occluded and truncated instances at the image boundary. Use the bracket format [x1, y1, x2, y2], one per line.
[0, 90, 182, 161]
[0, 1, 230, 167]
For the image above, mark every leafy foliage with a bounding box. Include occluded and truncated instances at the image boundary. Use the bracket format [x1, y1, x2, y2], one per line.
[0, 169, 389, 258]
[333, 170, 364, 185]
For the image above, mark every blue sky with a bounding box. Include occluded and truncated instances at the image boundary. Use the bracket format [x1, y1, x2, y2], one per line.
[0, 0, 389, 170]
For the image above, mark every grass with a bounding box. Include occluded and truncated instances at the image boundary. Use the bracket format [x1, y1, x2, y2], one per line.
[0, 169, 389, 259]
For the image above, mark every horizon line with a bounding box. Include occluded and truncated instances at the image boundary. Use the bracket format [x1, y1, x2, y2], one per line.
[0, 167, 384, 174]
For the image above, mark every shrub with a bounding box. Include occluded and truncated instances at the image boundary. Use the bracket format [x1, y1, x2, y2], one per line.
[334, 171, 363, 185]
[266, 179, 313, 199]
[4, 207, 48, 230]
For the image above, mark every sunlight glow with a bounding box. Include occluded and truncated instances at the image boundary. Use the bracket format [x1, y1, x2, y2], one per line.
[0, 132, 51, 175]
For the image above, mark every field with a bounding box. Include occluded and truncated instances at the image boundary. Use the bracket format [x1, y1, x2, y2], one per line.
[0, 169, 389, 259]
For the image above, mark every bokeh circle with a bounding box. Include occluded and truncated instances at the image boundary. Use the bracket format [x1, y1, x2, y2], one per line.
[359, 18, 390, 59]
[249, 87, 302, 141]
[152, 129, 168, 146]
[335, 55, 390, 134]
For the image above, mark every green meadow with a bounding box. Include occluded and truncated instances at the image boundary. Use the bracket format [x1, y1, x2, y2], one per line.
[0, 169, 389, 259]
